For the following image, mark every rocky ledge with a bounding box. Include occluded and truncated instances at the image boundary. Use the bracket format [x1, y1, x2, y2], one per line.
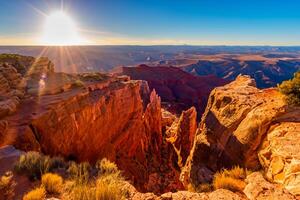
[181, 75, 300, 196]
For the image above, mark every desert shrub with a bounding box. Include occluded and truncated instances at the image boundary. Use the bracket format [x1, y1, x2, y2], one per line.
[23, 187, 46, 200]
[67, 162, 91, 185]
[95, 174, 125, 200]
[49, 156, 67, 169]
[65, 183, 96, 200]
[41, 173, 63, 194]
[14, 152, 67, 181]
[61, 159, 125, 200]
[0, 171, 15, 200]
[278, 71, 300, 105]
[213, 166, 247, 192]
[188, 183, 212, 193]
[14, 152, 52, 180]
[96, 158, 119, 175]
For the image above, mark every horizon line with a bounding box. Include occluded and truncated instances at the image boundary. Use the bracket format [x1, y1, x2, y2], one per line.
[1, 44, 300, 47]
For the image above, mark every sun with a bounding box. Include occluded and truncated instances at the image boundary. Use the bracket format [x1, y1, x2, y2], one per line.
[40, 11, 85, 46]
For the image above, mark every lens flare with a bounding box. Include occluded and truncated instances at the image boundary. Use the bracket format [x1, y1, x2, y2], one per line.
[40, 11, 85, 45]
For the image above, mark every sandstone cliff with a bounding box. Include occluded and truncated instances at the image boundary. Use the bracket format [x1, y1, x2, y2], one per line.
[0, 63, 190, 193]
[181, 75, 300, 196]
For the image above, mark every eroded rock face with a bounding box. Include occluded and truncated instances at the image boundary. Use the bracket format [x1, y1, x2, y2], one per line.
[0, 63, 25, 114]
[166, 107, 197, 168]
[181, 75, 288, 187]
[1, 76, 167, 192]
[244, 172, 296, 200]
[259, 119, 300, 195]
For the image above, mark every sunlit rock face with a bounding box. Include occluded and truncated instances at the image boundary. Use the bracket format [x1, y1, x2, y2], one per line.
[259, 119, 300, 195]
[243, 172, 295, 200]
[166, 107, 197, 168]
[181, 75, 300, 192]
[0, 67, 179, 192]
[0, 63, 24, 118]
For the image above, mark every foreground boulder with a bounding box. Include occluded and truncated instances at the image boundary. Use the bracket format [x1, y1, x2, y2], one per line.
[181, 75, 300, 196]
[259, 120, 300, 195]
[244, 172, 296, 200]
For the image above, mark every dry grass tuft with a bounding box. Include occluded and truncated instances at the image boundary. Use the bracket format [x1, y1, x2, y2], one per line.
[213, 166, 247, 192]
[23, 187, 46, 200]
[95, 174, 125, 200]
[41, 173, 63, 194]
[67, 162, 91, 185]
[64, 182, 96, 200]
[96, 158, 119, 175]
[14, 152, 67, 181]
[14, 152, 51, 180]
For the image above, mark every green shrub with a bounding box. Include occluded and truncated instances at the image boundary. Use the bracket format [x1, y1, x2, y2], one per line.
[278, 71, 300, 105]
[96, 158, 119, 175]
[213, 166, 247, 192]
[0, 171, 15, 200]
[23, 187, 46, 200]
[41, 173, 63, 194]
[67, 162, 91, 185]
[14, 152, 52, 180]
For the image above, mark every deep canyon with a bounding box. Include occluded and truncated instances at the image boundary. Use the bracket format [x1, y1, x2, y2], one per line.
[0, 54, 300, 199]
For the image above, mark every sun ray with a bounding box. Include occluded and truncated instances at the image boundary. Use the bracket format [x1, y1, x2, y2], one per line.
[24, 1, 48, 17]
[63, 47, 78, 73]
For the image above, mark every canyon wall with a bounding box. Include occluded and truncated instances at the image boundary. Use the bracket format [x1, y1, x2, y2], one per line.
[121, 65, 228, 117]
[181, 75, 300, 196]
[0, 60, 189, 193]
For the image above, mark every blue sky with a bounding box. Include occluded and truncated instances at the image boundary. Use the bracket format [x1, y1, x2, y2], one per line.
[0, 0, 300, 45]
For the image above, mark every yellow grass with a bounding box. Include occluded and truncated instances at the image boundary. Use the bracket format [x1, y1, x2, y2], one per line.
[23, 187, 46, 200]
[41, 173, 63, 194]
[213, 166, 247, 192]
[96, 175, 125, 200]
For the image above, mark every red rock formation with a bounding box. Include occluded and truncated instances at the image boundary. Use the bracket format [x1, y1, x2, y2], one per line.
[166, 107, 197, 168]
[121, 65, 229, 118]
[1, 76, 166, 191]
[181, 75, 300, 194]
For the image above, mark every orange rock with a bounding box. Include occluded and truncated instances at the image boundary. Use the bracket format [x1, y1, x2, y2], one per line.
[166, 107, 197, 168]
[3, 77, 165, 191]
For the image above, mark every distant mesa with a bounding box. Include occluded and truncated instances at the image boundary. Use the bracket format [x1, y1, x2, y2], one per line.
[182, 59, 300, 88]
